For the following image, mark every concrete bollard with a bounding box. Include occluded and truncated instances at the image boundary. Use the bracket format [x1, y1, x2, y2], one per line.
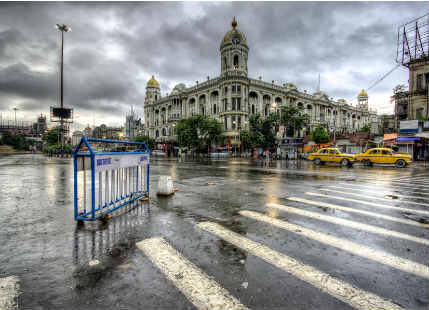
[157, 176, 174, 196]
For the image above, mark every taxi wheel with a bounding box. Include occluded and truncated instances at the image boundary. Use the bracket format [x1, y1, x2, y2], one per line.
[395, 159, 407, 168]
[341, 158, 350, 167]
[362, 159, 372, 166]
[314, 158, 322, 165]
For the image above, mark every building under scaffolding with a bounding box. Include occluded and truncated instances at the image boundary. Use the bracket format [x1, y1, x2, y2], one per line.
[395, 13, 429, 120]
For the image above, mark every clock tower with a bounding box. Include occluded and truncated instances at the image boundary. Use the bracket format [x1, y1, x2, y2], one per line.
[220, 17, 249, 77]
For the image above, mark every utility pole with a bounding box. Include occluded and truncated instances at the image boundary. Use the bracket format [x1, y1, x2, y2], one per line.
[56, 24, 71, 149]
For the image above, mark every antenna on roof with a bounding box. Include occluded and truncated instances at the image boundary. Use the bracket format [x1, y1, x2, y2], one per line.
[317, 74, 320, 92]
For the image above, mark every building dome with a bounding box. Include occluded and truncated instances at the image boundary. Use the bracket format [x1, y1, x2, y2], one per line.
[358, 89, 368, 97]
[220, 17, 247, 49]
[171, 83, 186, 95]
[147, 75, 160, 87]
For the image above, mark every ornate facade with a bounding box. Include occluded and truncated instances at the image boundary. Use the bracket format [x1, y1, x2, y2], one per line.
[144, 18, 379, 143]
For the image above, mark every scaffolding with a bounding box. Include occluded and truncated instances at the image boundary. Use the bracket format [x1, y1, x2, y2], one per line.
[396, 13, 429, 66]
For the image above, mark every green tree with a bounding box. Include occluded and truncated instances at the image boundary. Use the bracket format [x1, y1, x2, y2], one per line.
[201, 118, 223, 148]
[359, 124, 371, 133]
[239, 130, 253, 151]
[261, 113, 279, 149]
[393, 84, 407, 94]
[279, 106, 310, 137]
[135, 135, 155, 151]
[176, 116, 223, 151]
[247, 113, 278, 149]
[1, 132, 32, 150]
[43, 127, 61, 146]
[311, 125, 330, 144]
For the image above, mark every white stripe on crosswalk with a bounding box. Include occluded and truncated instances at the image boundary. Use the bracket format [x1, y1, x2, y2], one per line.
[0, 276, 19, 310]
[266, 203, 429, 245]
[367, 181, 429, 190]
[288, 197, 429, 228]
[328, 185, 429, 201]
[240, 210, 429, 279]
[320, 188, 429, 207]
[197, 222, 404, 310]
[339, 183, 429, 197]
[388, 181, 429, 187]
[305, 192, 429, 216]
[136, 237, 248, 310]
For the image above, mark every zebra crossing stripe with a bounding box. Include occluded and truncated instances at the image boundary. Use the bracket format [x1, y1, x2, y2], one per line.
[240, 210, 429, 279]
[338, 183, 429, 197]
[0, 276, 19, 310]
[389, 181, 429, 187]
[366, 181, 429, 190]
[320, 188, 429, 207]
[288, 197, 429, 229]
[266, 203, 429, 245]
[197, 222, 404, 310]
[136, 237, 248, 310]
[328, 185, 429, 201]
[305, 192, 429, 216]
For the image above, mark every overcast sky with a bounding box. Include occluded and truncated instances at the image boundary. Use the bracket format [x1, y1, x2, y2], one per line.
[0, 2, 427, 131]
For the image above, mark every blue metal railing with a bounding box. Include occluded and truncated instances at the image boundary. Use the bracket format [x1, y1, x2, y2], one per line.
[73, 136, 150, 221]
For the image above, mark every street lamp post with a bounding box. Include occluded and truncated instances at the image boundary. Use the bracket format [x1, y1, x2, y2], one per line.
[13, 107, 18, 128]
[56, 24, 71, 150]
[333, 118, 337, 146]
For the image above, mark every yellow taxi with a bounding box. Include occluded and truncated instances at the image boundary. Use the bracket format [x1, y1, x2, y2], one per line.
[308, 147, 356, 166]
[355, 148, 412, 168]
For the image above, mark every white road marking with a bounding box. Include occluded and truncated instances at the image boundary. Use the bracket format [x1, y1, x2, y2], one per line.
[198, 222, 404, 310]
[389, 181, 429, 187]
[0, 276, 19, 310]
[367, 181, 429, 190]
[136, 237, 248, 310]
[305, 192, 429, 216]
[240, 210, 429, 279]
[266, 203, 429, 245]
[320, 188, 429, 207]
[288, 197, 429, 228]
[339, 183, 429, 197]
[328, 185, 429, 201]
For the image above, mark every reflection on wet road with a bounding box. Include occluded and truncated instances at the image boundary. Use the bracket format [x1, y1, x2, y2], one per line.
[0, 154, 428, 309]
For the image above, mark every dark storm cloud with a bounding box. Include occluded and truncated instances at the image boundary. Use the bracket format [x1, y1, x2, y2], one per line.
[0, 2, 426, 126]
[0, 62, 56, 101]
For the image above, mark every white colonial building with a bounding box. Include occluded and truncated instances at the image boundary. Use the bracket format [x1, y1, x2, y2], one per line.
[144, 18, 379, 144]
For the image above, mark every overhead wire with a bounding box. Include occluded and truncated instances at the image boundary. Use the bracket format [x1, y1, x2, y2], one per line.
[348, 63, 401, 104]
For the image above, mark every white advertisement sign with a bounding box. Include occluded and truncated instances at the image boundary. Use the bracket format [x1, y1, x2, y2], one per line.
[77, 154, 149, 172]
[400, 120, 418, 130]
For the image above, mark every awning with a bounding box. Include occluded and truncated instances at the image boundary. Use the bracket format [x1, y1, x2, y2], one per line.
[416, 132, 429, 139]
[383, 133, 397, 141]
[396, 137, 420, 141]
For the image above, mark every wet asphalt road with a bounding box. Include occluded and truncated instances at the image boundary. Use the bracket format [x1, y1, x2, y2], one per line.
[0, 154, 428, 310]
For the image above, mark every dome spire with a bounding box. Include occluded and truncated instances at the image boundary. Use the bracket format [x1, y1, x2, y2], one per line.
[232, 16, 237, 29]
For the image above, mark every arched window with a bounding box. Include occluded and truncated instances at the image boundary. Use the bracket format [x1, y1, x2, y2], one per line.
[156, 130, 159, 138]
[233, 55, 239, 68]
[162, 128, 166, 136]
[297, 102, 304, 108]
